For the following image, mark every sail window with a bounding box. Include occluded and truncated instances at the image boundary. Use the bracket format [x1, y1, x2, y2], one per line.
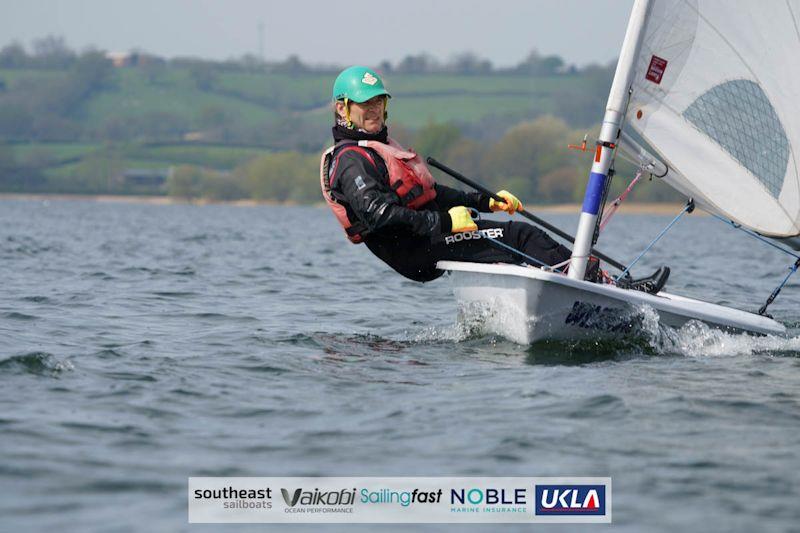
[682, 79, 789, 199]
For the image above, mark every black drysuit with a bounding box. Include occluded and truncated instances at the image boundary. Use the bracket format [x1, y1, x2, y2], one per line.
[328, 127, 575, 282]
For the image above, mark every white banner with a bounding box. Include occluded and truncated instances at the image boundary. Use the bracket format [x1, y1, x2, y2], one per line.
[188, 477, 611, 524]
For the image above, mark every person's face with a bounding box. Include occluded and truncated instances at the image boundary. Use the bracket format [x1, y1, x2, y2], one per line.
[336, 95, 386, 133]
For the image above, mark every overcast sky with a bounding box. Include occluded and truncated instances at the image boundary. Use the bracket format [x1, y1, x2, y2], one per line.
[1, 0, 634, 67]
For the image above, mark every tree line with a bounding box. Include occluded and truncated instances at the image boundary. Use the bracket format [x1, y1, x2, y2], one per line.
[167, 116, 678, 204]
[0, 36, 607, 76]
[0, 115, 677, 203]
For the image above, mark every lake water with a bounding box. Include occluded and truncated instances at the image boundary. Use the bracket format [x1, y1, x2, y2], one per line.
[1, 199, 799, 532]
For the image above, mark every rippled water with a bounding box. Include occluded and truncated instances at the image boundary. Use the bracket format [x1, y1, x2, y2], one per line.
[1, 199, 799, 532]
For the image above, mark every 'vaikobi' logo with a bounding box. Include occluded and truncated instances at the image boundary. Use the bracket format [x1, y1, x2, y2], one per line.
[534, 485, 605, 516]
[281, 488, 301, 507]
[280, 487, 356, 512]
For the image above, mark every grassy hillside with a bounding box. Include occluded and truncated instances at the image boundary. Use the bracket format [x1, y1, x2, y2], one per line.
[82, 70, 280, 130]
[0, 64, 610, 140]
[0, 59, 674, 202]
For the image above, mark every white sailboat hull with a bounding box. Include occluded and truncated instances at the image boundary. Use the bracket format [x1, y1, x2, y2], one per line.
[438, 261, 786, 345]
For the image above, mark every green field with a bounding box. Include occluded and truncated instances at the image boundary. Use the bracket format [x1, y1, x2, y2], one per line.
[0, 66, 607, 133]
[9, 141, 97, 161]
[82, 70, 279, 129]
[125, 144, 267, 169]
[0, 68, 62, 87]
[6, 141, 267, 172]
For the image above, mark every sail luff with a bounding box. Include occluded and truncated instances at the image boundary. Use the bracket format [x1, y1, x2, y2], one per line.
[568, 0, 653, 279]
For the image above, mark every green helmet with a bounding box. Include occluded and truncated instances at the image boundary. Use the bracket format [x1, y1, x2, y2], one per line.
[332, 66, 391, 103]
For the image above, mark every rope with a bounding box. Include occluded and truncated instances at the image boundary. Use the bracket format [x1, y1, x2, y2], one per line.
[482, 236, 551, 269]
[708, 212, 800, 260]
[615, 201, 693, 282]
[759, 258, 800, 316]
[599, 169, 643, 232]
[546, 258, 572, 272]
[468, 207, 563, 271]
[482, 236, 575, 273]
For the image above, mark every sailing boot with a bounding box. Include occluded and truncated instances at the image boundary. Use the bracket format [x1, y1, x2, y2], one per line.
[617, 266, 670, 294]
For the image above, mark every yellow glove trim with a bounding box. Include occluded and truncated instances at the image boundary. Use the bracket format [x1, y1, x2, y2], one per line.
[448, 206, 478, 233]
[489, 190, 523, 214]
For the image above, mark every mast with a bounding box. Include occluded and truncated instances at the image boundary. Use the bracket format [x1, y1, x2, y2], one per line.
[568, 0, 652, 280]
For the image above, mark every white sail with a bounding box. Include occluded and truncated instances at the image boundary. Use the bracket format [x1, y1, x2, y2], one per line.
[625, 0, 800, 238]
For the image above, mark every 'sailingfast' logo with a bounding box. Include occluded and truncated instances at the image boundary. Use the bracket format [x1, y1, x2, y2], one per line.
[534, 485, 605, 516]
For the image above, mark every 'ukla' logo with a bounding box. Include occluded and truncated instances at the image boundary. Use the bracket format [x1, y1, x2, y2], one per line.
[534, 485, 605, 516]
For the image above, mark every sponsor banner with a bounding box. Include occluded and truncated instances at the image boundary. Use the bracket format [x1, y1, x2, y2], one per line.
[188, 477, 611, 524]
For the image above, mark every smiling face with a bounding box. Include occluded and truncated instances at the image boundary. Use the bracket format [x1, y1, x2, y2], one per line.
[336, 95, 387, 133]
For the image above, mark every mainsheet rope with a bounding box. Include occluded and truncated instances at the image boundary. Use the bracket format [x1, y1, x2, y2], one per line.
[708, 213, 800, 261]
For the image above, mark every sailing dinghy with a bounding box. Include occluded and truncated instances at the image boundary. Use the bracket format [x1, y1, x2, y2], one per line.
[439, 0, 798, 344]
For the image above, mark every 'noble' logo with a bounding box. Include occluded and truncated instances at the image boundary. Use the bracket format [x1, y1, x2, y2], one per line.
[534, 485, 605, 516]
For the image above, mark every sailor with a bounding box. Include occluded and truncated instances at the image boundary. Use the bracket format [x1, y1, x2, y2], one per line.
[321, 66, 668, 292]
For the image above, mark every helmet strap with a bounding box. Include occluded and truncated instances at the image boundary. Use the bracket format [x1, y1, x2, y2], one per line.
[344, 98, 352, 128]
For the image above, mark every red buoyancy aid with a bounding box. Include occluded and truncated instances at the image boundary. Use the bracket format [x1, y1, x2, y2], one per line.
[320, 137, 437, 243]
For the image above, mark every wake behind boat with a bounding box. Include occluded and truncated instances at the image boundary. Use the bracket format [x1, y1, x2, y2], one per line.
[438, 0, 800, 344]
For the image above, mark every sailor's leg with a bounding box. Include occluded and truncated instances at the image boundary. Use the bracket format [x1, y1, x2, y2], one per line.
[432, 221, 565, 266]
[365, 221, 597, 283]
[506, 221, 573, 267]
[505, 221, 606, 280]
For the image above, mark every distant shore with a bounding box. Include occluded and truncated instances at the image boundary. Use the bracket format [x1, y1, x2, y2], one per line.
[0, 193, 290, 207]
[0, 193, 689, 214]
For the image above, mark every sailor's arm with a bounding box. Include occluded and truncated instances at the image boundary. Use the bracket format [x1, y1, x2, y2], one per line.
[437, 183, 524, 215]
[433, 183, 491, 212]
